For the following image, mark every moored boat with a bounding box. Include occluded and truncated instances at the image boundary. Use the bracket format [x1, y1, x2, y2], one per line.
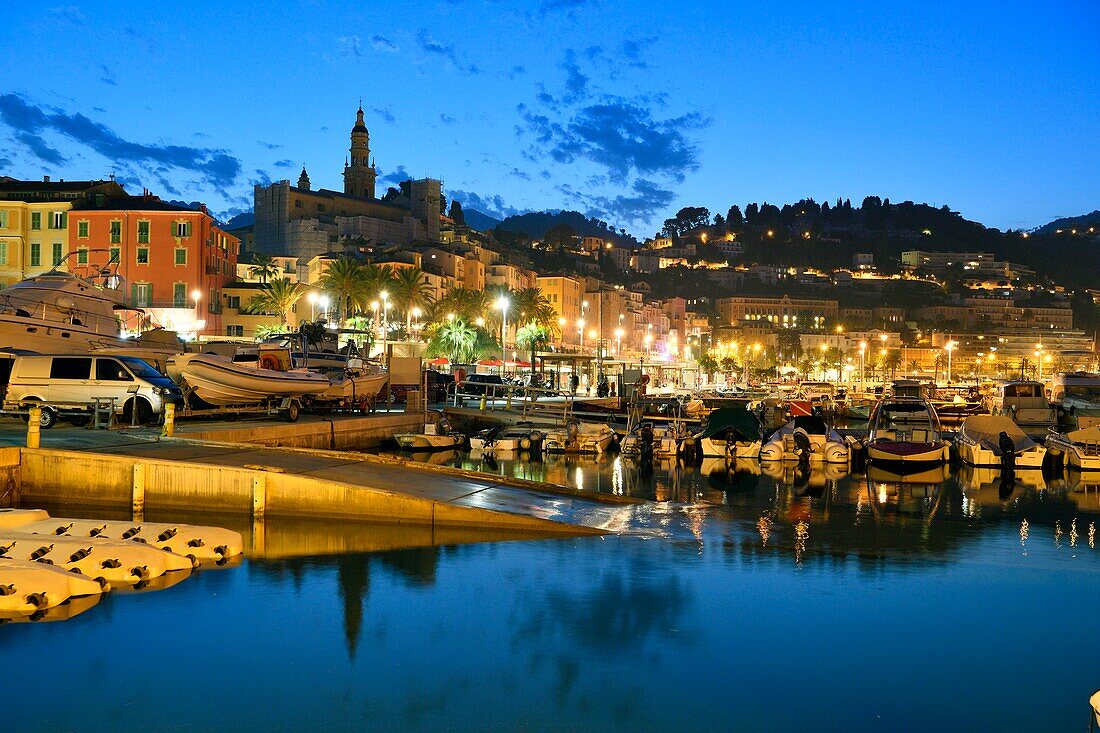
[954, 414, 1046, 469]
[865, 397, 950, 467]
[394, 415, 465, 451]
[1045, 426, 1100, 471]
[695, 407, 763, 459]
[759, 415, 849, 463]
[542, 420, 616, 454]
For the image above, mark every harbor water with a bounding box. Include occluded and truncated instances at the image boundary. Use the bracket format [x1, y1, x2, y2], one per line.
[3, 452, 1099, 731]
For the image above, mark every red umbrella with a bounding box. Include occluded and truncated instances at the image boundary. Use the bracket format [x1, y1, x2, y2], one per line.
[477, 358, 505, 367]
[509, 359, 532, 368]
[428, 357, 449, 366]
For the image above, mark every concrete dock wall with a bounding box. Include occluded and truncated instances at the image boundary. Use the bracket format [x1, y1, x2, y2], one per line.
[0, 446, 20, 507]
[181, 413, 422, 450]
[16, 448, 597, 534]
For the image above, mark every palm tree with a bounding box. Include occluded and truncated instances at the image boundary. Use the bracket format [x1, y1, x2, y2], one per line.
[883, 349, 903, 380]
[391, 267, 435, 335]
[427, 318, 478, 364]
[248, 278, 303, 326]
[319, 258, 368, 326]
[514, 323, 551, 378]
[248, 255, 280, 285]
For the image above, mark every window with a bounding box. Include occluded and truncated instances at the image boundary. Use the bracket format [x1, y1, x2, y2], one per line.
[77, 220, 89, 238]
[51, 211, 66, 229]
[294, 199, 303, 208]
[77, 248, 89, 265]
[95, 358, 132, 382]
[29, 242, 40, 267]
[137, 220, 150, 243]
[0, 242, 7, 265]
[132, 283, 152, 307]
[0, 211, 8, 228]
[226, 325, 244, 337]
[49, 357, 91, 380]
[174, 221, 192, 237]
[137, 247, 150, 264]
[110, 220, 121, 243]
[30, 212, 41, 231]
[227, 295, 240, 309]
[173, 283, 187, 308]
[208, 289, 215, 313]
[174, 248, 187, 265]
[109, 246, 121, 264]
[52, 242, 63, 266]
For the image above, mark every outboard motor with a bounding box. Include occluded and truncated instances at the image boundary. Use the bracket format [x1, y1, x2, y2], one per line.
[639, 422, 655, 461]
[998, 430, 1017, 475]
[566, 420, 580, 449]
[792, 429, 813, 460]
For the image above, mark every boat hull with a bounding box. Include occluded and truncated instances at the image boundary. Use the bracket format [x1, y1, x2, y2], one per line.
[169, 354, 329, 406]
[866, 441, 949, 466]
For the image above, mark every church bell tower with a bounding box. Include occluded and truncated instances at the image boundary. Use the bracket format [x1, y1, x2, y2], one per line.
[343, 105, 377, 199]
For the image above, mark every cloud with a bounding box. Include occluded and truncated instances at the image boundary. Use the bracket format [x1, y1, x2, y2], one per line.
[370, 35, 398, 52]
[47, 5, 86, 25]
[258, 140, 281, 150]
[448, 190, 525, 219]
[508, 167, 531, 181]
[559, 178, 675, 225]
[620, 39, 650, 69]
[0, 93, 242, 187]
[377, 164, 412, 187]
[439, 113, 456, 125]
[416, 30, 479, 74]
[560, 50, 589, 103]
[373, 107, 396, 124]
[336, 35, 363, 59]
[509, 65, 527, 79]
[273, 159, 295, 168]
[518, 100, 706, 182]
[538, 0, 592, 15]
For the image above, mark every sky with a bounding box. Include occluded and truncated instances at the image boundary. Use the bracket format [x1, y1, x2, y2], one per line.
[0, 0, 1097, 234]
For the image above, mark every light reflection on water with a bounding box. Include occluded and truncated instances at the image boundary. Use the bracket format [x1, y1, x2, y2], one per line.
[3, 453, 1100, 731]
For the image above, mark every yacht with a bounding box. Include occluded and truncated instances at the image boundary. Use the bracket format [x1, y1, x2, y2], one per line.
[865, 397, 950, 467]
[986, 380, 1054, 428]
[542, 419, 616, 454]
[1049, 372, 1100, 429]
[954, 414, 1046, 469]
[0, 259, 160, 353]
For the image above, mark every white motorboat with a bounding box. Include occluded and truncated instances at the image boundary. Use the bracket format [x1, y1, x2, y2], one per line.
[394, 416, 465, 451]
[954, 414, 1046, 469]
[542, 420, 616, 454]
[1046, 426, 1100, 471]
[986, 380, 1055, 428]
[314, 363, 388, 405]
[694, 407, 763, 459]
[469, 424, 544, 453]
[1050, 372, 1100, 429]
[865, 398, 951, 467]
[167, 351, 330, 406]
[760, 415, 849, 463]
[620, 421, 689, 459]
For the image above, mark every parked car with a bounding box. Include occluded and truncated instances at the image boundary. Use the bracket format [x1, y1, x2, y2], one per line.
[455, 373, 506, 397]
[3, 354, 181, 427]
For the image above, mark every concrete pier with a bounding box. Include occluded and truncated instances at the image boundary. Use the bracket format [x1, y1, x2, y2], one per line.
[0, 415, 637, 535]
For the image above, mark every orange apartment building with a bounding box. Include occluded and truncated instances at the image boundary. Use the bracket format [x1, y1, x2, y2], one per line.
[72, 196, 238, 338]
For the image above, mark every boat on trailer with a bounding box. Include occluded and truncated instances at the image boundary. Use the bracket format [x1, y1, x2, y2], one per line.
[167, 350, 330, 406]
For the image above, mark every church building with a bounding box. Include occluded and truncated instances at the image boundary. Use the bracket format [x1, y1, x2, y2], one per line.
[252, 106, 441, 259]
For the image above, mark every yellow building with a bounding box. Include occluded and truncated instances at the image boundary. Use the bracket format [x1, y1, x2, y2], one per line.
[0, 200, 73, 286]
[537, 275, 583, 345]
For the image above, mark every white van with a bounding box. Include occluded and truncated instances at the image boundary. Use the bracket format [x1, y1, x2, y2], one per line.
[4, 354, 182, 428]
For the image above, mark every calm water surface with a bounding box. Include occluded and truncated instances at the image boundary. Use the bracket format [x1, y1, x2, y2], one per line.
[3, 453, 1100, 732]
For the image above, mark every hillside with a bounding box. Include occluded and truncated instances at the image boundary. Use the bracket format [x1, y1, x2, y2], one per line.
[462, 209, 501, 231]
[1032, 210, 1100, 236]
[495, 210, 640, 247]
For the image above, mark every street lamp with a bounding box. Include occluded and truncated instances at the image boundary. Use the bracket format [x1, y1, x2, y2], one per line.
[319, 295, 330, 320]
[614, 327, 624, 355]
[643, 332, 652, 358]
[411, 306, 422, 338]
[497, 296, 509, 369]
[577, 318, 586, 352]
[945, 340, 957, 385]
[380, 291, 390, 360]
[859, 340, 867, 389]
[307, 291, 319, 321]
[191, 289, 203, 337]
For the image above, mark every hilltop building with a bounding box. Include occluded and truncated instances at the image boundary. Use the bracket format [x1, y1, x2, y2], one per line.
[253, 106, 441, 260]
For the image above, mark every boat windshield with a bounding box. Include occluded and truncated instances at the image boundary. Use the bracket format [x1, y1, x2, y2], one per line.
[1003, 383, 1043, 398]
[1066, 385, 1100, 399]
[875, 402, 937, 431]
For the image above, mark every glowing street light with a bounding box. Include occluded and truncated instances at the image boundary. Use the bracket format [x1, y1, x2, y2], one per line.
[318, 295, 330, 319]
[497, 296, 510, 367]
[945, 340, 957, 384]
[307, 290, 319, 321]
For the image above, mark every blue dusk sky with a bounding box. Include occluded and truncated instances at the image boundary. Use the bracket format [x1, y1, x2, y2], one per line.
[0, 0, 1097, 233]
